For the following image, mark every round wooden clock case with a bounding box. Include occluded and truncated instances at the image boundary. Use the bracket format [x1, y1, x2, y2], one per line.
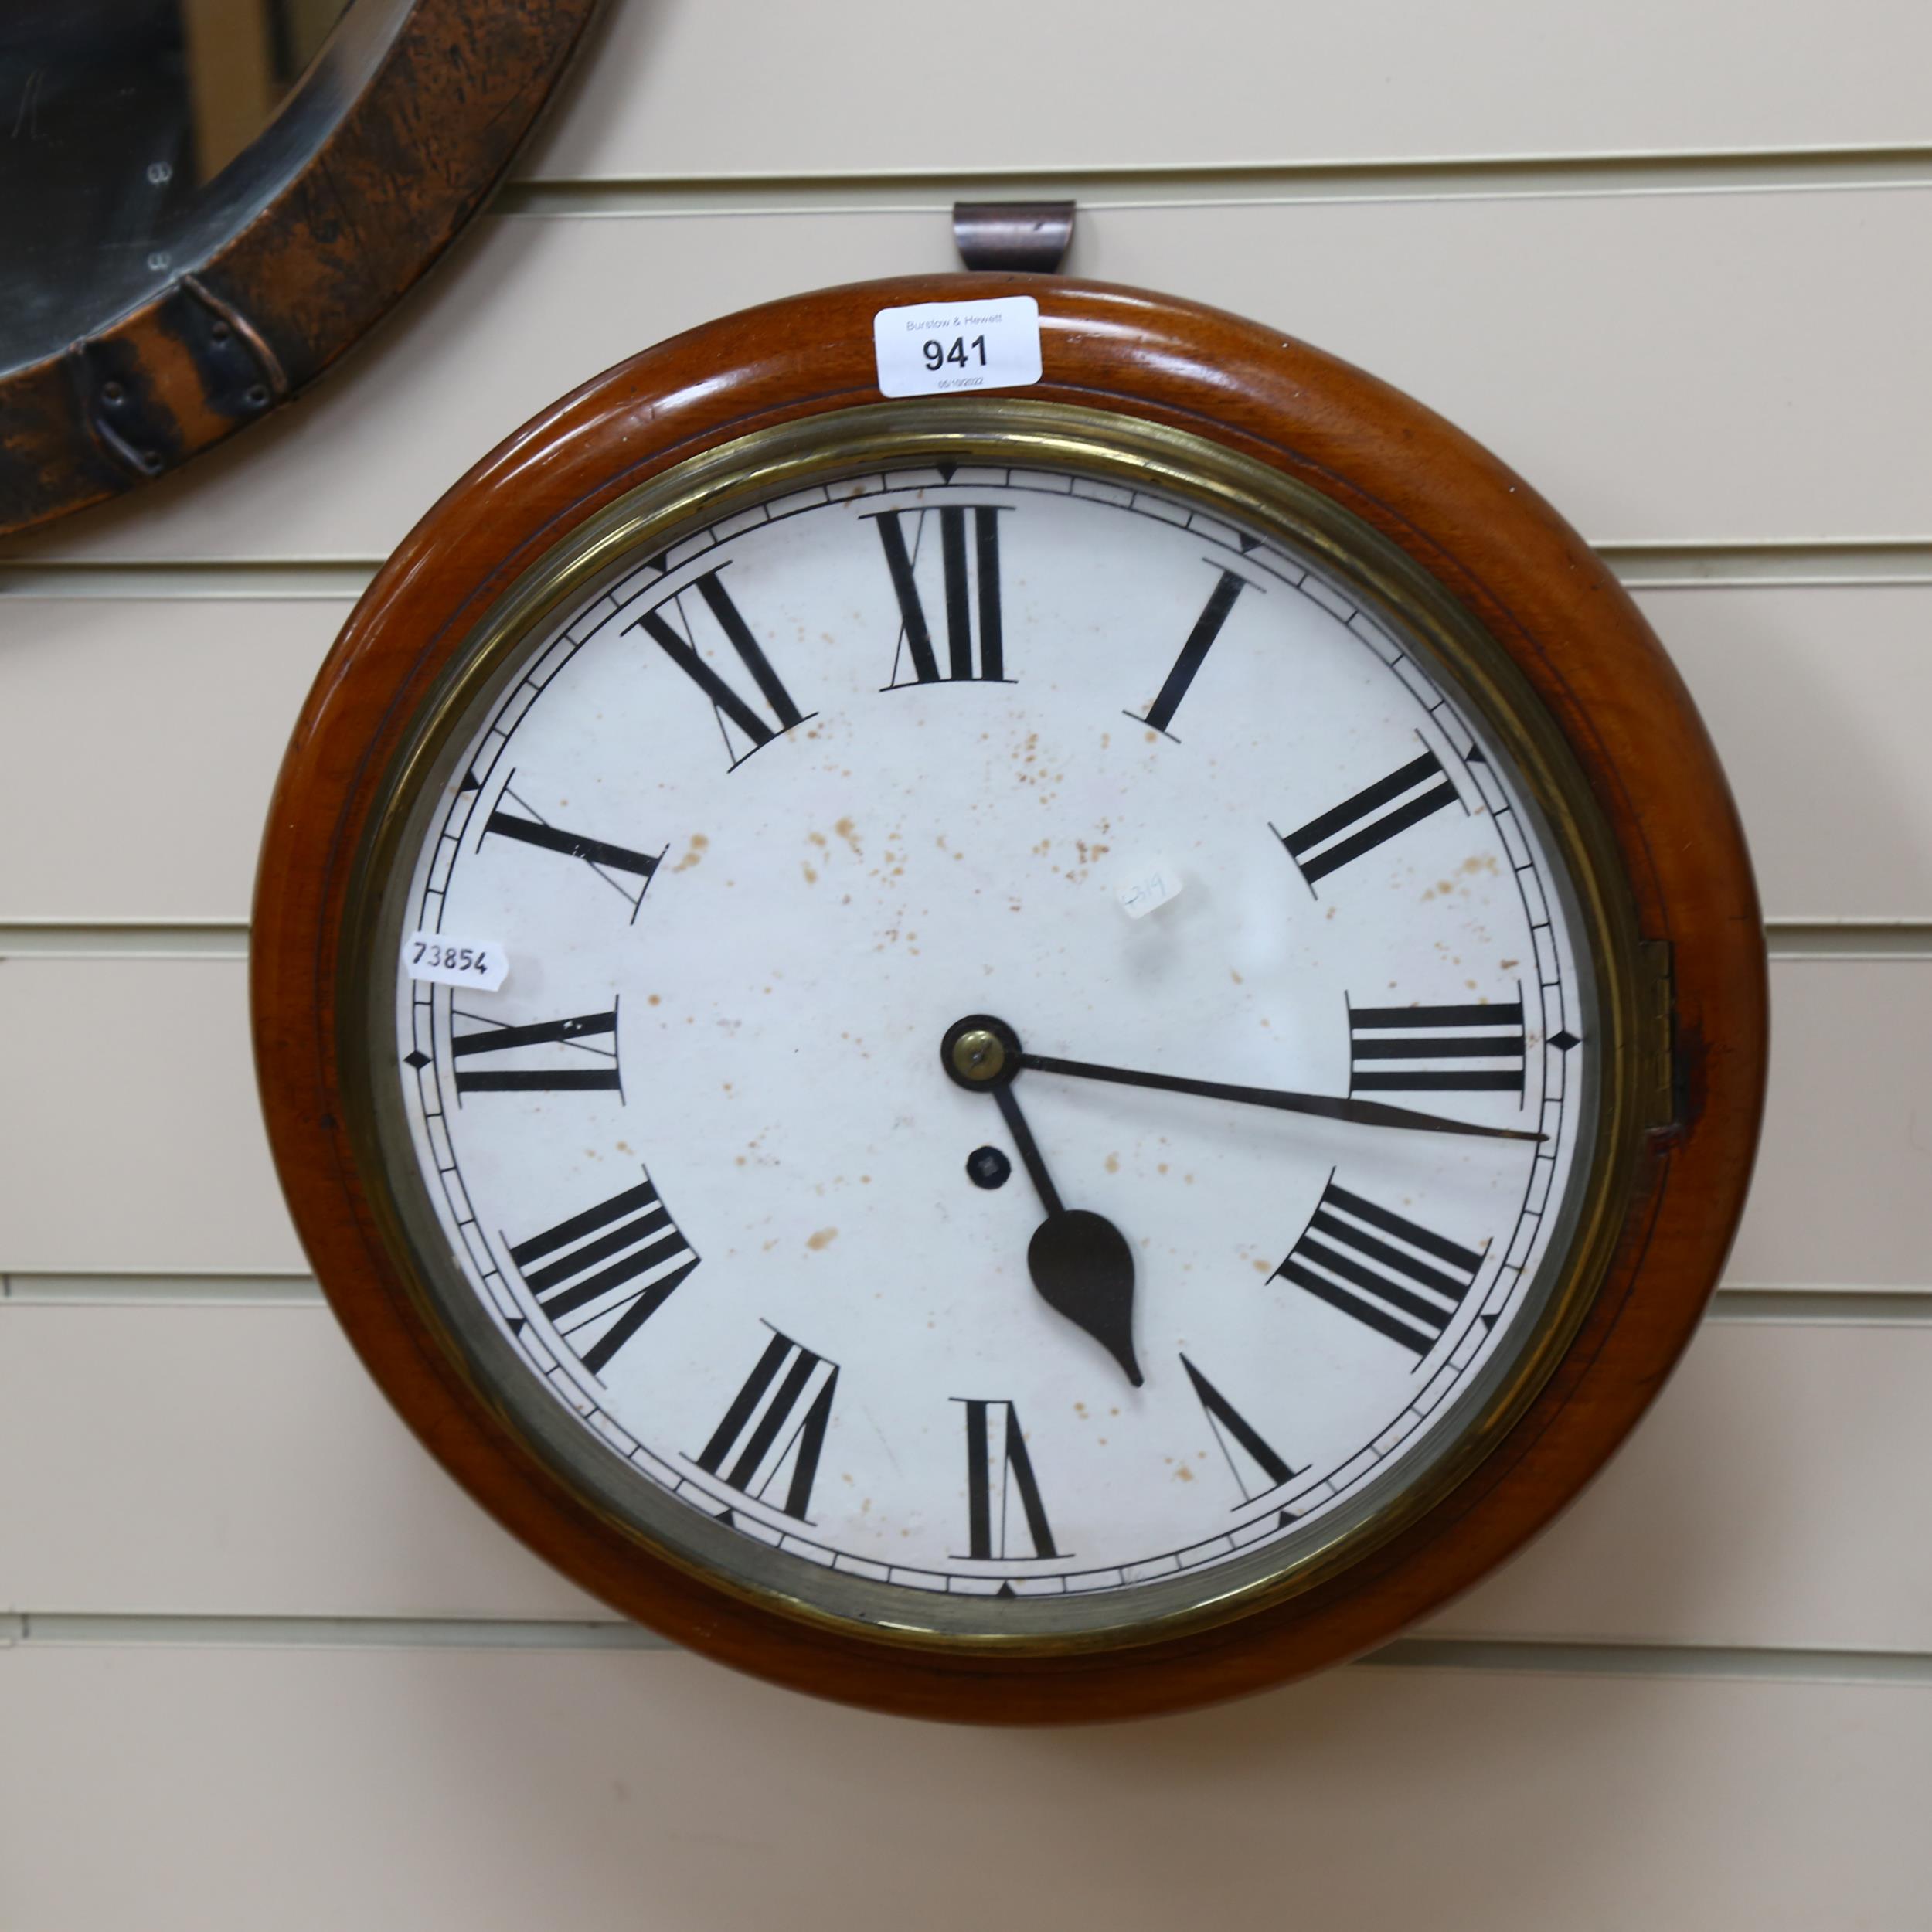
[252, 275, 1767, 1723]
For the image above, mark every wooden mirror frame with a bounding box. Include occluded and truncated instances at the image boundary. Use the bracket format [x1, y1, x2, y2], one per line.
[253, 275, 1768, 1723]
[0, 0, 602, 538]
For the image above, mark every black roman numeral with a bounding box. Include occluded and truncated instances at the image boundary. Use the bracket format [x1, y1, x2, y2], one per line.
[1275, 1179, 1485, 1357]
[1276, 747, 1460, 886]
[1179, 1355, 1304, 1502]
[694, 1329, 839, 1522]
[955, 1399, 1060, 1560]
[507, 1170, 697, 1376]
[634, 569, 812, 767]
[451, 1005, 620, 1095]
[485, 774, 663, 922]
[1348, 997, 1527, 1096]
[1127, 566, 1253, 738]
[872, 505, 1010, 685]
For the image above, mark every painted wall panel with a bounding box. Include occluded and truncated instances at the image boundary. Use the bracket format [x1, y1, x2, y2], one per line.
[0, 959, 304, 1275]
[2, 1648, 1927, 1932]
[4, 1308, 1929, 1656]
[5, 586, 1929, 926]
[523, 0, 1932, 179]
[8, 190, 1931, 566]
[0, 957, 1907, 1284]
[0, 1304, 600, 1621]
[0, 599, 338, 923]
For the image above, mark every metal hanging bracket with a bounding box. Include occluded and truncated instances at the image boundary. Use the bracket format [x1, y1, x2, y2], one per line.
[952, 201, 1075, 275]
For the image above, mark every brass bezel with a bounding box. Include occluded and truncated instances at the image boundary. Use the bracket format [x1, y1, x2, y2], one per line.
[337, 400, 1657, 1657]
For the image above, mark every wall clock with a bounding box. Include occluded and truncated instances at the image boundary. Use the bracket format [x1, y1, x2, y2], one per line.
[253, 274, 1767, 1723]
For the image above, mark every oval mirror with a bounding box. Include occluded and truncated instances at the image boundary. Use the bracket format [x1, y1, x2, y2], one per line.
[0, 0, 601, 536]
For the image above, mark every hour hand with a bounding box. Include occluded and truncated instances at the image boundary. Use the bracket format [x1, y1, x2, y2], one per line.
[994, 1086, 1142, 1389]
[943, 1017, 1142, 1386]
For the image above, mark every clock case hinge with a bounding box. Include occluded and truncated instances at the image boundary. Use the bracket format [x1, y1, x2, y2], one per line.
[1637, 938, 1676, 1131]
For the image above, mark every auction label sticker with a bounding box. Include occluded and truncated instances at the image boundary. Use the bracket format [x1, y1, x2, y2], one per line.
[873, 296, 1043, 399]
[405, 931, 511, 992]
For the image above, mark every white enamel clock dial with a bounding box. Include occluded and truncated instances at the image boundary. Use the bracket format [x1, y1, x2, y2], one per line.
[381, 458, 1597, 1626]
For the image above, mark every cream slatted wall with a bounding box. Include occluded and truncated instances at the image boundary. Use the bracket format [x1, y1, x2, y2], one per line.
[4, 2, 1931, 1923]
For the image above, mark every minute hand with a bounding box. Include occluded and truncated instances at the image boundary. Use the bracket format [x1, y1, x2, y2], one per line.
[1013, 1051, 1546, 1144]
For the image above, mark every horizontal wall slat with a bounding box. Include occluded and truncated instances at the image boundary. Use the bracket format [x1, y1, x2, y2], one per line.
[520, 0, 1932, 182]
[1658, 585, 1932, 921]
[0, 957, 1918, 1283]
[497, 149, 1932, 219]
[4, 923, 1920, 964]
[0, 925, 250, 960]
[1429, 1321, 1932, 1648]
[8, 190, 1932, 566]
[0, 1304, 599, 1620]
[15, 539, 1932, 600]
[1725, 961, 1927, 1287]
[12, 1277, 1924, 1319]
[1, 1648, 1927, 1932]
[0, 1304, 599, 1621]
[2, 1307, 1928, 1655]
[0, 599, 336, 923]
[0, 958, 304, 1274]
[6, 583, 1930, 923]
[6, 1616, 1930, 1685]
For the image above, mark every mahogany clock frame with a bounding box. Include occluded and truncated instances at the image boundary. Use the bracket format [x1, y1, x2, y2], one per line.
[253, 274, 1767, 1723]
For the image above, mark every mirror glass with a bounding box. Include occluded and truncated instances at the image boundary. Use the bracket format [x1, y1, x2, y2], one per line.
[0, 0, 410, 373]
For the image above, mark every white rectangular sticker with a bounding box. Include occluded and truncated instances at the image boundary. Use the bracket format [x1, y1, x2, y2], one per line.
[873, 296, 1043, 399]
[1117, 862, 1183, 920]
[405, 931, 510, 992]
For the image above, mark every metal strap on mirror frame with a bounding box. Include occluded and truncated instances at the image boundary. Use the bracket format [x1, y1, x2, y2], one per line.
[952, 202, 1075, 275]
